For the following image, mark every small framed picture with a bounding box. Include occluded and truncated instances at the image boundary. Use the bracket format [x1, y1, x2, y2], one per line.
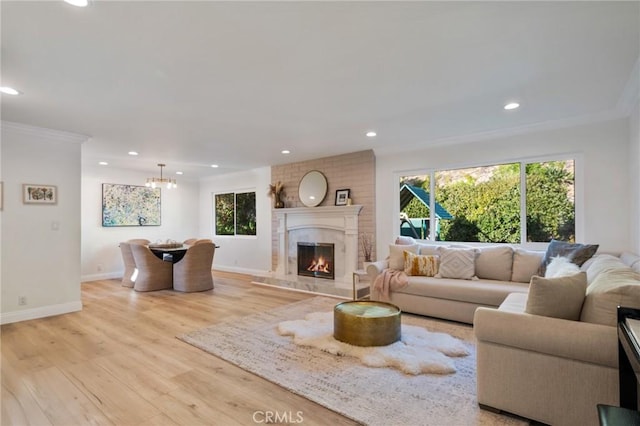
[0, 182, 3, 211]
[23, 184, 57, 205]
[335, 189, 350, 206]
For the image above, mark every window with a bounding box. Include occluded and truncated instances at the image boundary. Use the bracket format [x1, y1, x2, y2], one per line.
[399, 159, 575, 244]
[214, 191, 256, 236]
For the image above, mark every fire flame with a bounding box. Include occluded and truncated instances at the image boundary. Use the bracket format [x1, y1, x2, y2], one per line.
[307, 256, 331, 273]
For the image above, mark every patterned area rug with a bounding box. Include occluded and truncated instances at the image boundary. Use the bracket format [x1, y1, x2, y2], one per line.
[178, 297, 527, 426]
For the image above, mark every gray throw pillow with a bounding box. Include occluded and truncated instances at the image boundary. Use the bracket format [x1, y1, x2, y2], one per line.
[539, 240, 598, 276]
[525, 272, 587, 320]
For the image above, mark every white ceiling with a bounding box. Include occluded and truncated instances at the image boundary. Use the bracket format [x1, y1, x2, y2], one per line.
[2, 1, 639, 179]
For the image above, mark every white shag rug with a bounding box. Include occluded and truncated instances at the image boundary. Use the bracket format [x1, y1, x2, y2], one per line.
[178, 296, 528, 426]
[277, 311, 470, 375]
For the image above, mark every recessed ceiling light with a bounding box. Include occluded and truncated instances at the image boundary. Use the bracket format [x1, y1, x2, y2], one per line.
[128, 151, 139, 156]
[211, 164, 219, 168]
[366, 131, 377, 137]
[0, 87, 20, 95]
[99, 161, 108, 166]
[64, 0, 89, 7]
[176, 171, 183, 175]
[504, 102, 520, 110]
[281, 150, 291, 154]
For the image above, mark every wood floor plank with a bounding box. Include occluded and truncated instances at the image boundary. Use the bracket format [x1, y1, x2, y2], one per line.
[1, 271, 358, 425]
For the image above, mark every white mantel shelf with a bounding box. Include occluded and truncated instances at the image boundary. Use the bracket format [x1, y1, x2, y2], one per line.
[275, 205, 363, 281]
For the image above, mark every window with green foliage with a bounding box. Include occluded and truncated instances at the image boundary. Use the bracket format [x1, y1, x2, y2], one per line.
[399, 159, 575, 243]
[215, 191, 257, 236]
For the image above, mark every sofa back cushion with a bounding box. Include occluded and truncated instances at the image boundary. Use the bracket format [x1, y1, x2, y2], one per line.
[388, 244, 418, 270]
[580, 268, 640, 326]
[585, 254, 628, 284]
[525, 272, 587, 320]
[475, 246, 513, 281]
[511, 249, 544, 283]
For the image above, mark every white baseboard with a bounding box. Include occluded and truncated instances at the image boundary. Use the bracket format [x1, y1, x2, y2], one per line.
[1, 301, 83, 325]
[82, 272, 121, 282]
[214, 265, 270, 276]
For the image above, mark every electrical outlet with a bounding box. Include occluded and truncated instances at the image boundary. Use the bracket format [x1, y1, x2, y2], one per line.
[97, 264, 103, 272]
[18, 296, 27, 306]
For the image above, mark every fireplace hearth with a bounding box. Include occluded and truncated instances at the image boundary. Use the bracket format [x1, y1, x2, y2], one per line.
[297, 242, 335, 280]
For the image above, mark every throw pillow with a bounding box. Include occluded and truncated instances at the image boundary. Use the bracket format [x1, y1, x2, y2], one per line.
[388, 244, 418, 270]
[436, 247, 476, 280]
[539, 239, 599, 276]
[418, 243, 442, 256]
[395, 236, 417, 245]
[580, 269, 640, 326]
[545, 256, 580, 278]
[511, 248, 544, 283]
[475, 246, 513, 281]
[403, 251, 439, 276]
[525, 272, 587, 321]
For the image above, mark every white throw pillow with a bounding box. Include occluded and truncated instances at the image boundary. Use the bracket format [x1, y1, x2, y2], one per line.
[436, 247, 476, 280]
[545, 256, 580, 278]
[525, 272, 587, 321]
[388, 244, 418, 270]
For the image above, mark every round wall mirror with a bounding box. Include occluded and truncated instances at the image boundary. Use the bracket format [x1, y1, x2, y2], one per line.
[298, 170, 327, 207]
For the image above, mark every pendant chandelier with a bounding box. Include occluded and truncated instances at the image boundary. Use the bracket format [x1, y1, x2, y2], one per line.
[145, 163, 177, 189]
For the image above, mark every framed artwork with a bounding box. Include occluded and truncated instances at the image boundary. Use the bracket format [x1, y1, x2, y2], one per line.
[0, 182, 3, 211]
[23, 184, 57, 205]
[335, 189, 350, 206]
[102, 183, 161, 227]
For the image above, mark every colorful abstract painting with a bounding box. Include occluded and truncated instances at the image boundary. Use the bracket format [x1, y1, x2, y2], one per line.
[102, 183, 161, 227]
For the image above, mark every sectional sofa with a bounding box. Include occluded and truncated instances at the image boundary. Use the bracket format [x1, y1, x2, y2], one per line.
[367, 237, 640, 426]
[366, 240, 544, 324]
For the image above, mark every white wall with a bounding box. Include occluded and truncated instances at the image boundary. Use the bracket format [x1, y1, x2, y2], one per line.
[375, 118, 632, 256]
[81, 165, 200, 281]
[630, 101, 640, 254]
[198, 167, 273, 274]
[1, 122, 84, 324]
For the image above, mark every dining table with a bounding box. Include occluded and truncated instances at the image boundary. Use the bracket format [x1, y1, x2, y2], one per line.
[148, 243, 189, 263]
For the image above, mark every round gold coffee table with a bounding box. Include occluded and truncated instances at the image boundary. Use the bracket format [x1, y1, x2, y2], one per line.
[333, 301, 401, 347]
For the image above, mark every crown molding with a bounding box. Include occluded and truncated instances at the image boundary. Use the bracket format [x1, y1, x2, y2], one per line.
[1, 120, 89, 144]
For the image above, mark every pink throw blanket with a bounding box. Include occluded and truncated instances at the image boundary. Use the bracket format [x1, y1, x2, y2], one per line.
[373, 269, 409, 301]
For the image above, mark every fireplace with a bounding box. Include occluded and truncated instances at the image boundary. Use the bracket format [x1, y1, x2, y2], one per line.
[297, 242, 335, 280]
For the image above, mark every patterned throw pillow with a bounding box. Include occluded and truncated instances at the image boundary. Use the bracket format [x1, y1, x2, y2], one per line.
[436, 247, 477, 280]
[403, 251, 439, 276]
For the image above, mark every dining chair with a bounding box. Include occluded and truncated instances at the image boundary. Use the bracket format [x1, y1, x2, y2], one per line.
[127, 238, 151, 245]
[119, 242, 136, 288]
[130, 244, 173, 292]
[173, 242, 215, 292]
[183, 238, 197, 245]
[194, 238, 213, 245]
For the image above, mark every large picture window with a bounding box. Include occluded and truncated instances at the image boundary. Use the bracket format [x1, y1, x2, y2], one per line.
[399, 159, 575, 243]
[214, 191, 257, 236]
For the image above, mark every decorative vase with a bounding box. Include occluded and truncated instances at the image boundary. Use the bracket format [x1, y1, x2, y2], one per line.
[274, 192, 285, 208]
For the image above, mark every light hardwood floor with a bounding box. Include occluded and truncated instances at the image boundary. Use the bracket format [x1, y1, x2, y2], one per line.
[1, 271, 358, 426]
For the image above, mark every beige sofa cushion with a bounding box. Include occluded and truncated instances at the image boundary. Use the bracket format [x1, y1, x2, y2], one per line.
[580, 269, 640, 326]
[388, 244, 418, 270]
[511, 249, 543, 283]
[475, 246, 513, 281]
[585, 254, 628, 284]
[398, 276, 528, 306]
[525, 273, 587, 320]
[418, 243, 441, 256]
[436, 247, 476, 280]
